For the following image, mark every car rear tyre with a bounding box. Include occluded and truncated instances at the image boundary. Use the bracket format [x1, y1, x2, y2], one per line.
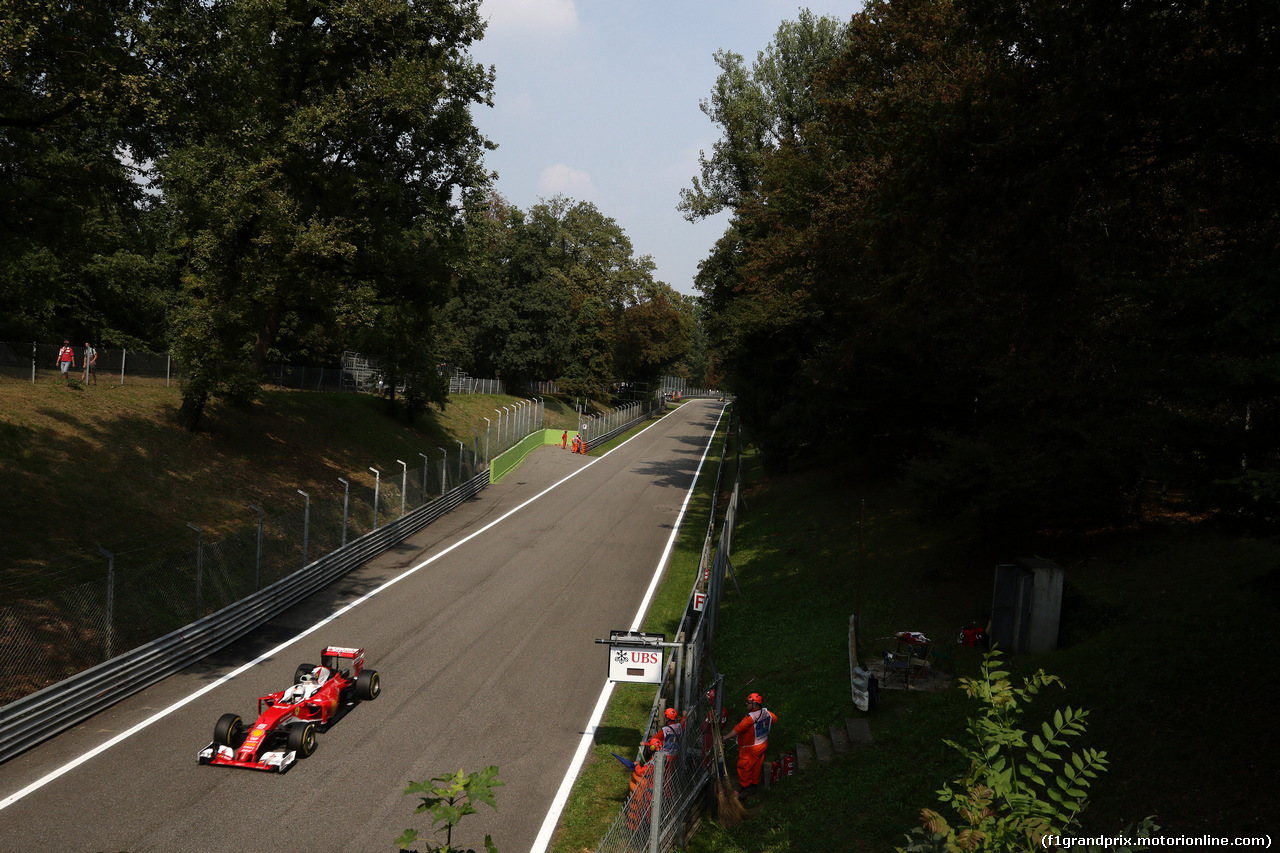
[214, 713, 244, 747]
[294, 663, 316, 684]
[288, 721, 317, 758]
[356, 668, 381, 701]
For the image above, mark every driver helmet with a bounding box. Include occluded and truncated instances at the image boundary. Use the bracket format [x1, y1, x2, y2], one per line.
[299, 671, 315, 684]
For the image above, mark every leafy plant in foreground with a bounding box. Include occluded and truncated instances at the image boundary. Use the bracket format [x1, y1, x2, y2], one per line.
[396, 766, 503, 853]
[899, 649, 1108, 852]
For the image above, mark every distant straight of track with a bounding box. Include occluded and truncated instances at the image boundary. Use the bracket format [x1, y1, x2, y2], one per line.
[0, 399, 726, 853]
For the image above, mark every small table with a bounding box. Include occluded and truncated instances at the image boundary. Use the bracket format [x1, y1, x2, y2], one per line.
[895, 633, 932, 677]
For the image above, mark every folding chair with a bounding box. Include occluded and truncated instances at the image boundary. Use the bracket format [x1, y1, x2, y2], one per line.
[881, 650, 911, 689]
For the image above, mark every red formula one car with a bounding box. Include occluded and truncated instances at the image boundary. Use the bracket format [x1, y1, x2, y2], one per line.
[197, 646, 381, 773]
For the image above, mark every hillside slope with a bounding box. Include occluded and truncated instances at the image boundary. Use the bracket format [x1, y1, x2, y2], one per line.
[0, 380, 583, 579]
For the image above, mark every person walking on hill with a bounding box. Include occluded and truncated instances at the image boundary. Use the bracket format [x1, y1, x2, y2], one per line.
[722, 691, 776, 799]
[56, 340, 75, 381]
[561, 429, 568, 449]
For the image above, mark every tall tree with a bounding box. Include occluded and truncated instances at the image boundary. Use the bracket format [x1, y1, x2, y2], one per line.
[0, 0, 166, 344]
[145, 0, 495, 428]
[678, 9, 849, 222]
[614, 283, 692, 392]
[694, 0, 1280, 530]
[443, 191, 569, 390]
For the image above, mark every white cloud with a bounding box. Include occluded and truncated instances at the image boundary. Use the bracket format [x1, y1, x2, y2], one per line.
[481, 0, 578, 37]
[538, 163, 597, 199]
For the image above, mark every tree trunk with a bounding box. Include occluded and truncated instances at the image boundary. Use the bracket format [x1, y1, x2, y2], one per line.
[178, 386, 209, 431]
[252, 306, 283, 373]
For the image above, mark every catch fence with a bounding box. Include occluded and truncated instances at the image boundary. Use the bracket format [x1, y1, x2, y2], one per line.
[0, 442, 487, 707]
[593, 413, 742, 853]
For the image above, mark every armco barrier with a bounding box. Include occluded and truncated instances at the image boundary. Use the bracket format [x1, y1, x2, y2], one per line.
[0, 471, 488, 765]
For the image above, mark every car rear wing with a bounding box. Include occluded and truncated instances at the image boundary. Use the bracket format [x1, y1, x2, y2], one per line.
[320, 646, 364, 676]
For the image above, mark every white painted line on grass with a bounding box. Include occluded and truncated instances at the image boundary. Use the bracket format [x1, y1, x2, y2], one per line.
[528, 402, 727, 853]
[0, 414, 676, 812]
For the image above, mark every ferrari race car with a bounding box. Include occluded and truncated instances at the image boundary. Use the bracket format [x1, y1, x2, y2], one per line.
[197, 646, 381, 773]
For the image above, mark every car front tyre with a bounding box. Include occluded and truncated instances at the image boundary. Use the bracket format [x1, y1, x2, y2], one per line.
[288, 721, 317, 758]
[214, 713, 244, 747]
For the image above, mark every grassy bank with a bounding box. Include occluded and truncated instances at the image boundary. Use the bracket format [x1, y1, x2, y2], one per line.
[0, 380, 584, 580]
[675, 449, 1278, 850]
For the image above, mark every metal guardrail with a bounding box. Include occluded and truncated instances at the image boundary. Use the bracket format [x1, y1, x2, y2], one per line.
[582, 399, 663, 451]
[0, 471, 489, 765]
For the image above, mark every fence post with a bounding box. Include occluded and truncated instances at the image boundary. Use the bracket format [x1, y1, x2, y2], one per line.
[493, 409, 502, 454]
[120, 349, 126, 385]
[649, 750, 665, 853]
[30, 341, 36, 384]
[369, 467, 381, 529]
[438, 447, 447, 494]
[97, 546, 115, 659]
[166, 354, 171, 387]
[297, 490, 310, 566]
[187, 523, 203, 616]
[249, 503, 264, 588]
[483, 418, 491, 467]
[397, 460, 407, 518]
[457, 441, 463, 483]
[471, 429, 479, 477]
[418, 453, 429, 504]
[336, 480, 349, 546]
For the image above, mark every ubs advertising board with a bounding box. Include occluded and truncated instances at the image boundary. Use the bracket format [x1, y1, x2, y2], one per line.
[607, 630, 665, 684]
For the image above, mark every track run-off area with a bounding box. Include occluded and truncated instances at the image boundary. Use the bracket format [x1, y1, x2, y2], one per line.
[0, 399, 727, 853]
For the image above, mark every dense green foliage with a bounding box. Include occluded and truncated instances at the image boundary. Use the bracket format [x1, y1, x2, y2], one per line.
[442, 192, 695, 399]
[2, 0, 699, 429]
[688, 0, 1280, 534]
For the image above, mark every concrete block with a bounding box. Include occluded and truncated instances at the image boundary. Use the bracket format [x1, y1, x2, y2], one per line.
[813, 732, 833, 762]
[845, 717, 873, 747]
[830, 724, 851, 753]
[795, 741, 815, 772]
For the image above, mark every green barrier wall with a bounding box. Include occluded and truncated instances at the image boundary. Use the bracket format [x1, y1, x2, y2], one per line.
[490, 429, 565, 484]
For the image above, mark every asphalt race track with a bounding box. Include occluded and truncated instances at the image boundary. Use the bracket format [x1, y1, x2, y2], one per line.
[0, 399, 726, 853]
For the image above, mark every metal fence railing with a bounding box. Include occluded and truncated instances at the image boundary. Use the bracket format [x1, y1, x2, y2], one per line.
[0, 440, 490, 708]
[580, 396, 666, 449]
[0, 342, 558, 398]
[593, 410, 740, 853]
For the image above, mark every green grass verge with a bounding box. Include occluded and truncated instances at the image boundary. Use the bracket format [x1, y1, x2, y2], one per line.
[676, 450, 1276, 851]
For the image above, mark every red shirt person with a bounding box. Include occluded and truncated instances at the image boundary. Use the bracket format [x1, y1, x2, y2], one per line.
[57, 340, 76, 378]
[722, 692, 776, 798]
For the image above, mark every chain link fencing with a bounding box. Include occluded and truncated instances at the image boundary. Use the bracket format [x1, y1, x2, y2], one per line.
[0, 442, 487, 707]
[0, 342, 533, 397]
[593, 414, 741, 853]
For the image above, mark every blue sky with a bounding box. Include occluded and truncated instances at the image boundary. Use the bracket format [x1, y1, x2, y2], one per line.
[470, 1, 862, 296]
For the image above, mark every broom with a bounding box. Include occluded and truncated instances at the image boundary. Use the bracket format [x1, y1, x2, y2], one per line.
[709, 710, 748, 826]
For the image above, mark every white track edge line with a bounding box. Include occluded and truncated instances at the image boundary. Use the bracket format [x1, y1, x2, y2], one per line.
[0, 415, 675, 811]
[528, 402, 727, 853]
